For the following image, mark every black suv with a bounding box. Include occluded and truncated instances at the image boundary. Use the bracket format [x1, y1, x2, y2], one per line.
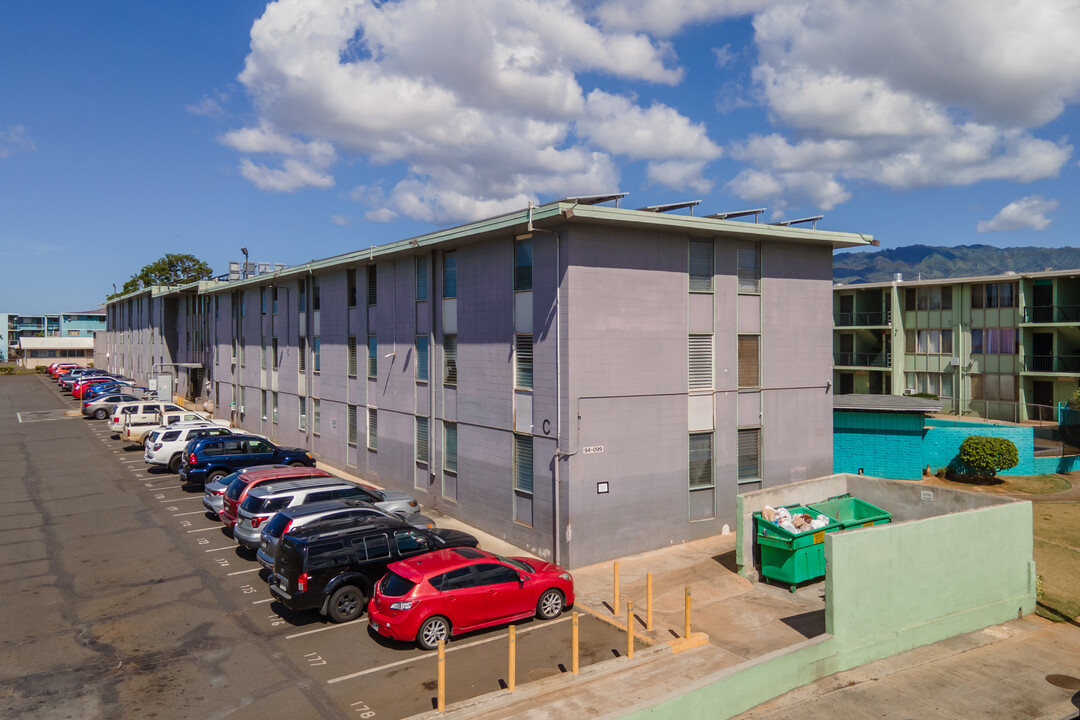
[269, 519, 478, 623]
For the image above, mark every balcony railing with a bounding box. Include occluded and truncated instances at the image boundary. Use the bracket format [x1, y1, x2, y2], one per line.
[834, 310, 891, 327]
[1022, 355, 1080, 373]
[1022, 305, 1080, 323]
[834, 352, 891, 368]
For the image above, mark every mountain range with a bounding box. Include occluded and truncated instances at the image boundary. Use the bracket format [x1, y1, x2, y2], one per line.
[833, 245, 1080, 284]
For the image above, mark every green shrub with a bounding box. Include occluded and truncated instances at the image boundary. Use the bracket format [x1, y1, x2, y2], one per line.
[955, 435, 1019, 480]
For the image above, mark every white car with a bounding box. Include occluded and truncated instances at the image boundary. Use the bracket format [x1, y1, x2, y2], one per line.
[109, 401, 186, 436]
[144, 422, 239, 473]
[123, 409, 224, 445]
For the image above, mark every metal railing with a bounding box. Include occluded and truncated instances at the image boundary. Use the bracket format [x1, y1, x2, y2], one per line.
[1022, 305, 1080, 323]
[834, 352, 890, 367]
[834, 310, 890, 327]
[1022, 355, 1080, 373]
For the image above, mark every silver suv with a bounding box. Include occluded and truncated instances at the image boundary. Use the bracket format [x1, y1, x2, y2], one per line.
[233, 478, 368, 550]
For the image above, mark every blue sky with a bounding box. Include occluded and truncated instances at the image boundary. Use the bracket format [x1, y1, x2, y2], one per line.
[2, 0, 1078, 313]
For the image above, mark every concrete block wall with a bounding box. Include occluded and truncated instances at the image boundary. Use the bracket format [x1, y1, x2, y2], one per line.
[922, 418, 1035, 475]
[833, 411, 925, 479]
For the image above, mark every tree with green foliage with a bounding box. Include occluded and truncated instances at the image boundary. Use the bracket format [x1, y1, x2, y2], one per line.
[116, 254, 213, 296]
[955, 435, 1019, 481]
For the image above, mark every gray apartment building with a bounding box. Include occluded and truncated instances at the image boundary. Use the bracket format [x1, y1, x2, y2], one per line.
[103, 199, 871, 567]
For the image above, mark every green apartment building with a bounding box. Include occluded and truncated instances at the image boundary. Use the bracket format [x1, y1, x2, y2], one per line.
[833, 269, 1080, 422]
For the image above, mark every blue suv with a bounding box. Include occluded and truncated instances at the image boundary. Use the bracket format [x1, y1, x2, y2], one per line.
[179, 435, 316, 484]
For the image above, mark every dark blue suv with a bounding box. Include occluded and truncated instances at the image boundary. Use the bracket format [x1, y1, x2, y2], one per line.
[179, 435, 315, 484]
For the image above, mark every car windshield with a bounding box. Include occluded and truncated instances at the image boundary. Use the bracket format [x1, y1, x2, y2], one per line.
[493, 554, 534, 573]
[225, 476, 251, 501]
[263, 512, 292, 538]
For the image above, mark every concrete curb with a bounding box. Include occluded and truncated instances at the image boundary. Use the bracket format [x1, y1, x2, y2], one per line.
[405, 642, 674, 720]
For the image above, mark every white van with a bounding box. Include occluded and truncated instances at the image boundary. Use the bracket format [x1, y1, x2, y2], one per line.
[109, 401, 186, 438]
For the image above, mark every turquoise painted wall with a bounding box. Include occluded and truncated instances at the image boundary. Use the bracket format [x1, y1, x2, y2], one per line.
[921, 418, 1035, 476]
[834, 413, 1058, 479]
[833, 411, 925, 479]
[627, 499, 1035, 720]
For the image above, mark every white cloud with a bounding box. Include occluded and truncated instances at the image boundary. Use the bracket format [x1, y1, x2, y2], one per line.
[577, 90, 721, 161]
[712, 44, 734, 68]
[186, 91, 228, 117]
[593, 0, 770, 36]
[0, 125, 36, 158]
[330, 214, 352, 226]
[726, 168, 850, 213]
[646, 160, 713, 193]
[224, 0, 706, 221]
[977, 195, 1058, 233]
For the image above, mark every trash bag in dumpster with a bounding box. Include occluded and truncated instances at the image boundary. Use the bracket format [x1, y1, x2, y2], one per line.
[753, 505, 841, 592]
[807, 494, 891, 531]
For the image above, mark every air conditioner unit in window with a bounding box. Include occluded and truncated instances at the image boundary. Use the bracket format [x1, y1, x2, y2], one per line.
[903, 388, 914, 396]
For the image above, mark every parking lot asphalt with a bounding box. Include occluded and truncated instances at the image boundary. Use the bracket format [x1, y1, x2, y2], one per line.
[1, 375, 633, 719]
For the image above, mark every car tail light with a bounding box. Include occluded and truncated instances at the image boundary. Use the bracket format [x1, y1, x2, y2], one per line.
[189, 452, 197, 466]
[283, 520, 294, 535]
[83, 402, 90, 409]
[211, 488, 225, 496]
[251, 515, 268, 529]
[390, 600, 416, 610]
[297, 572, 308, 592]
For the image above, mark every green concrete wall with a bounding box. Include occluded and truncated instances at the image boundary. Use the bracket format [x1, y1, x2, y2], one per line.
[625, 500, 1035, 720]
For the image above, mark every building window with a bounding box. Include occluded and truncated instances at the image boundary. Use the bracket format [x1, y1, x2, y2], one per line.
[298, 279, 306, 312]
[299, 397, 307, 431]
[444, 252, 457, 298]
[688, 334, 713, 390]
[514, 239, 532, 292]
[688, 433, 713, 490]
[313, 280, 321, 311]
[260, 338, 267, 369]
[444, 422, 457, 473]
[272, 392, 278, 423]
[347, 269, 357, 307]
[299, 338, 307, 373]
[240, 338, 246, 367]
[367, 335, 377, 378]
[313, 337, 321, 372]
[972, 282, 1018, 310]
[906, 329, 953, 355]
[415, 416, 429, 464]
[347, 336, 357, 378]
[232, 337, 238, 363]
[737, 429, 761, 484]
[239, 387, 246, 416]
[313, 399, 320, 434]
[971, 328, 1017, 355]
[513, 433, 533, 526]
[260, 287, 267, 315]
[688, 240, 713, 292]
[737, 241, 761, 293]
[443, 335, 458, 385]
[415, 258, 428, 301]
[515, 334, 532, 389]
[367, 407, 378, 451]
[348, 405, 358, 445]
[416, 335, 429, 382]
[905, 372, 955, 398]
[261, 390, 267, 420]
[272, 337, 279, 370]
[366, 265, 377, 306]
[970, 373, 1017, 402]
[738, 335, 760, 387]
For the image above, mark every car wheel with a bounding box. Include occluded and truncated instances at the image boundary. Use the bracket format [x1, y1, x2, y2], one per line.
[167, 454, 182, 473]
[536, 589, 565, 620]
[206, 469, 227, 483]
[416, 615, 451, 651]
[93, 408, 107, 420]
[327, 585, 365, 623]
[288, 461, 307, 467]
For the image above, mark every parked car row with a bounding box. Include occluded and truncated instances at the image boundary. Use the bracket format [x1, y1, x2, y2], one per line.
[53, 377, 576, 650]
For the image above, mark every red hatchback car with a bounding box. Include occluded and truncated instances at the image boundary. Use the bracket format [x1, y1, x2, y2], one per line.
[368, 548, 574, 650]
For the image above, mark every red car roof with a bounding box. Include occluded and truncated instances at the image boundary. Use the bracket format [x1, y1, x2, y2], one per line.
[240, 466, 331, 483]
[389, 548, 500, 583]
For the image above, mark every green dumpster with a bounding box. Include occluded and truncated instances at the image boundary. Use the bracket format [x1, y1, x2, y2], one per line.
[753, 505, 841, 591]
[807, 494, 891, 530]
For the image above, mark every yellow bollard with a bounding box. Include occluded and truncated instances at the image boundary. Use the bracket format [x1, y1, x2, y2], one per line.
[437, 640, 445, 713]
[646, 572, 653, 631]
[627, 601, 634, 658]
[684, 586, 691, 639]
[613, 560, 620, 613]
[571, 612, 579, 674]
[508, 625, 516, 692]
